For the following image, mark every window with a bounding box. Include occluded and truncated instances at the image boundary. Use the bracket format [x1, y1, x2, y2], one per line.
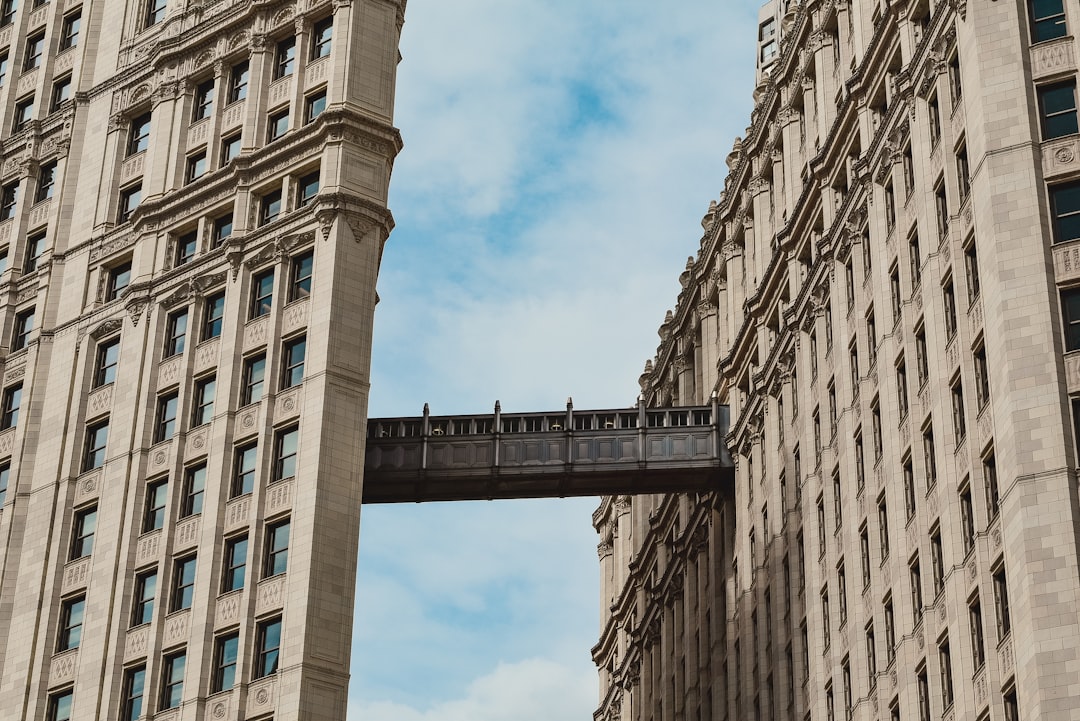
[50, 75, 71, 111]
[960, 484, 975, 555]
[884, 181, 896, 232]
[311, 17, 332, 59]
[937, 639, 955, 709]
[837, 561, 848, 625]
[23, 32, 43, 70]
[298, 170, 319, 207]
[984, 451, 999, 519]
[1039, 81, 1079, 142]
[903, 459, 917, 520]
[154, 392, 178, 443]
[930, 527, 945, 597]
[174, 231, 196, 267]
[12, 307, 34, 350]
[949, 53, 962, 104]
[993, 564, 1011, 638]
[70, 506, 96, 559]
[943, 277, 957, 339]
[192, 79, 213, 121]
[974, 346, 990, 410]
[903, 145, 915, 198]
[860, 527, 871, 587]
[0, 0, 13, 26]
[251, 269, 274, 318]
[36, 161, 56, 202]
[1, 382, 21, 429]
[890, 266, 902, 322]
[917, 667, 931, 721]
[951, 380, 966, 441]
[260, 188, 282, 225]
[832, 468, 842, 527]
[132, 570, 156, 626]
[934, 177, 948, 241]
[305, 88, 327, 123]
[910, 555, 924, 624]
[13, 94, 33, 131]
[899, 236, 919, 301]
[121, 666, 146, 721]
[816, 495, 826, 553]
[228, 60, 248, 103]
[1030, 0, 1067, 42]
[0, 247, 8, 275]
[1004, 686, 1020, 721]
[0, 53, 7, 86]
[232, 443, 257, 497]
[212, 213, 233, 245]
[884, 596, 896, 664]
[821, 588, 831, 648]
[290, 250, 313, 300]
[60, 11, 80, 49]
[265, 519, 290, 576]
[143, 480, 167, 531]
[928, 93, 941, 147]
[106, 261, 132, 301]
[282, 336, 306, 388]
[845, 257, 855, 309]
[58, 596, 85, 650]
[255, 617, 282, 678]
[201, 292, 225, 340]
[242, 354, 266, 405]
[268, 108, 289, 141]
[118, 183, 141, 222]
[24, 232, 45, 273]
[83, 420, 108, 470]
[170, 556, 196, 611]
[759, 17, 777, 62]
[871, 400, 883, 462]
[220, 133, 241, 165]
[866, 310, 877, 366]
[181, 464, 205, 517]
[145, 0, 166, 27]
[222, 535, 247, 592]
[213, 633, 239, 692]
[915, 324, 929, 386]
[896, 362, 909, 419]
[0, 181, 18, 219]
[274, 37, 296, 79]
[128, 114, 151, 156]
[865, 623, 877, 681]
[0, 462, 8, 506]
[192, 375, 215, 426]
[964, 240, 981, 304]
[274, 426, 299, 481]
[970, 597, 986, 668]
[956, 143, 970, 203]
[164, 308, 188, 357]
[160, 652, 186, 710]
[48, 690, 73, 721]
[185, 150, 207, 183]
[878, 495, 890, 558]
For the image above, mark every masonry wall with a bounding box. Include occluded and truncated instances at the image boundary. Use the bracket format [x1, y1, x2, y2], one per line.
[595, 1, 1080, 720]
[0, 0, 403, 718]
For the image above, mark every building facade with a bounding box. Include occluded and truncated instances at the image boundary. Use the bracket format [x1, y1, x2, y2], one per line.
[594, 1, 1080, 720]
[0, 0, 403, 718]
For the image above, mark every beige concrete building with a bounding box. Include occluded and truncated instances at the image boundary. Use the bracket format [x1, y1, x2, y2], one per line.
[594, 1, 1080, 720]
[0, 0, 403, 718]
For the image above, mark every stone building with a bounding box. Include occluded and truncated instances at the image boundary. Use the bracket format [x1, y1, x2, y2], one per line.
[0, 0, 403, 718]
[594, 1, 1080, 720]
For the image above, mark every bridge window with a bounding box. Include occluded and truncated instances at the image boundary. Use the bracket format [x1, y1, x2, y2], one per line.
[693, 410, 711, 425]
[619, 413, 638, 428]
[475, 419, 492, 433]
[647, 412, 665, 427]
[523, 417, 544, 432]
[501, 418, 520, 433]
[452, 419, 472, 435]
[574, 416, 593, 431]
[402, 422, 420, 437]
[599, 414, 616, 429]
[670, 411, 689, 426]
[546, 416, 565, 431]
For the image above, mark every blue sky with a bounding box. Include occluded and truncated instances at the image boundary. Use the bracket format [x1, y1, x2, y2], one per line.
[351, 1, 760, 718]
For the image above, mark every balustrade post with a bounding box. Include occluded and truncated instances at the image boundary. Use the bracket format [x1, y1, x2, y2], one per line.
[493, 400, 501, 468]
[421, 403, 430, 470]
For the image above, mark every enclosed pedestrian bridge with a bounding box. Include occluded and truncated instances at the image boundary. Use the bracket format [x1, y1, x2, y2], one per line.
[363, 399, 734, 503]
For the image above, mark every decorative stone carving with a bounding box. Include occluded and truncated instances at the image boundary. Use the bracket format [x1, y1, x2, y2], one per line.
[244, 317, 269, 350]
[150, 441, 170, 470]
[136, 530, 161, 566]
[87, 385, 113, 416]
[62, 557, 91, 594]
[165, 609, 190, 644]
[282, 299, 309, 335]
[74, 471, 100, 504]
[175, 516, 200, 549]
[158, 357, 182, 387]
[1032, 37, 1075, 80]
[125, 625, 149, 660]
[267, 479, 293, 514]
[256, 576, 286, 614]
[249, 678, 276, 711]
[237, 406, 259, 436]
[225, 496, 250, 531]
[216, 591, 241, 627]
[0, 428, 14, 456]
[50, 650, 78, 685]
[187, 427, 208, 455]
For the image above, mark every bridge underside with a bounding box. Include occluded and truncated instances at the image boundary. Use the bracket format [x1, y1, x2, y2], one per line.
[362, 402, 734, 504]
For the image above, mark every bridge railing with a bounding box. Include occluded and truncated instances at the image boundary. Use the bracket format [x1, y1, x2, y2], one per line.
[363, 398, 732, 502]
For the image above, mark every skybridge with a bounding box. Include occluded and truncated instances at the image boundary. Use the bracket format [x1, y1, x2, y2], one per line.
[362, 399, 734, 503]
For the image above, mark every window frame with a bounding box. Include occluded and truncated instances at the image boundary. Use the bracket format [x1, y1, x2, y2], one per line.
[281, 336, 306, 389]
[164, 308, 188, 357]
[311, 17, 332, 60]
[222, 535, 247, 593]
[83, 420, 108, 471]
[58, 595, 85, 651]
[1, 381, 21, 429]
[242, 354, 266, 406]
[192, 375, 215, 427]
[273, 425, 299, 482]
[232, 442, 257, 497]
[59, 11, 80, 50]
[143, 479, 167, 532]
[35, 160, 56, 202]
[132, 569, 157, 626]
[170, 555, 197, 612]
[180, 463, 205, 518]
[192, 79, 214, 122]
[264, 519, 290, 577]
[159, 651, 186, 710]
[69, 505, 96, 560]
[154, 391, 179, 443]
[212, 633, 240, 693]
[255, 617, 283, 678]
[202, 291, 225, 340]
[273, 36, 296, 79]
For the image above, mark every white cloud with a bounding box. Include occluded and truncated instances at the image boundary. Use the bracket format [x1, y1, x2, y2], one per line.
[349, 658, 597, 721]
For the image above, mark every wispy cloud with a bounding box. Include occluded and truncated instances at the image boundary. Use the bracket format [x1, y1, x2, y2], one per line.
[355, 0, 758, 716]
